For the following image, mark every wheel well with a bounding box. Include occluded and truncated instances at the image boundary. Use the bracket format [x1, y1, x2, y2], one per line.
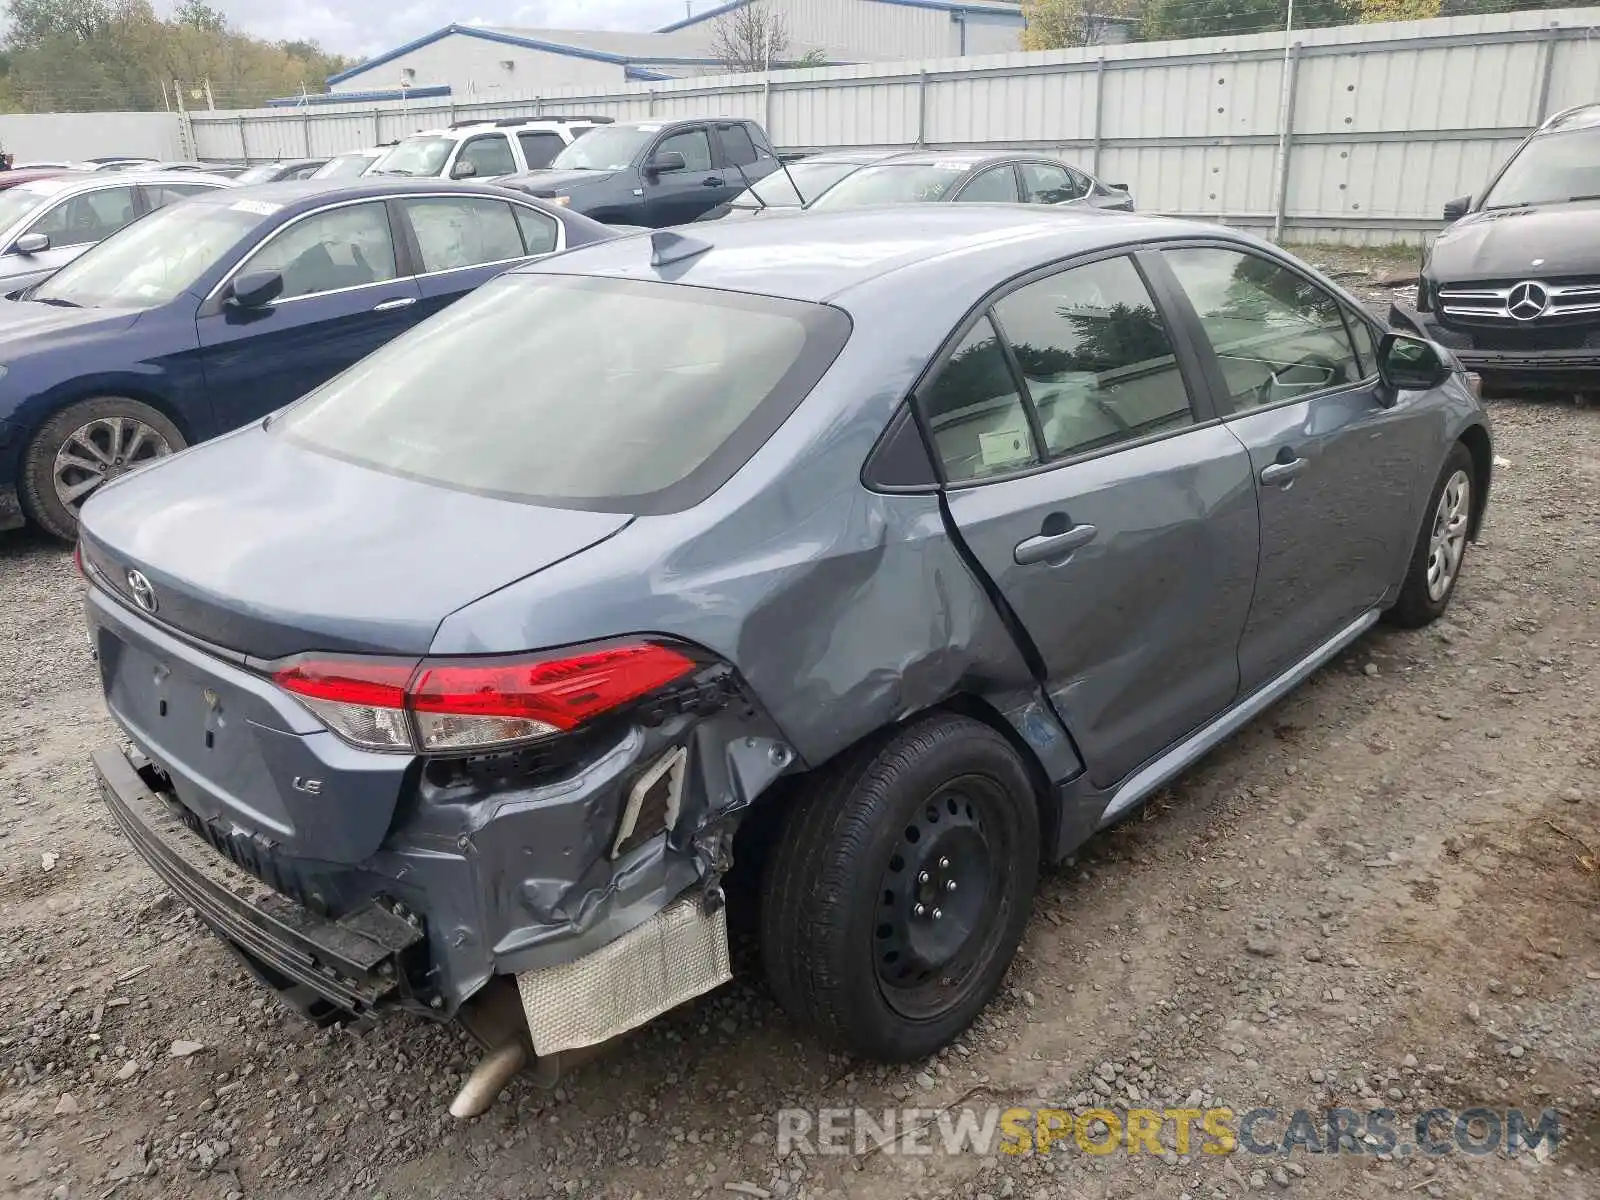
[727, 693, 1060, 897]
[1457, 424, 1491, 540]
[36, 388, 195, 450]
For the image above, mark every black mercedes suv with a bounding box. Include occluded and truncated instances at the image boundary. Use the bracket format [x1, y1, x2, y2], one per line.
[1390, 102, 1600, 396]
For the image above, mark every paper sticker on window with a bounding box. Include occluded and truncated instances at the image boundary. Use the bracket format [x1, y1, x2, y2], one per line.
[978, 427, 1032, 469]
[231, 199, 282, 216]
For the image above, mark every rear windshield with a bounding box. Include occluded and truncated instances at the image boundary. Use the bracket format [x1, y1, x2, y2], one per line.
[735, 161, 863, 208]
[807, 163, 968, 209]
[275, 274, 852, 513]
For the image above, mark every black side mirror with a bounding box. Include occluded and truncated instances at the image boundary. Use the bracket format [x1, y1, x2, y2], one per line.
[1107, 182, 1130, 192]
[14, 232, 49, 255]
[647, 151, 687, 177]
[227, 270, 284, 309]
[1378, 332, 1451, 395]
[1441, 195, 1470, 222]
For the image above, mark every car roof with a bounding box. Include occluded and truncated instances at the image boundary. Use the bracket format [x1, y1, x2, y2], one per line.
[859, 149, 1053, 170]
[793, 150, 909, 166]
[518, 205, 1221, 305]
[5, 170, 234, 194]
[180, 177, 576, 213]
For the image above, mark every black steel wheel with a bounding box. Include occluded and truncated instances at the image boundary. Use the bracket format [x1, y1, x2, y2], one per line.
[759, 713, 1040, 1061]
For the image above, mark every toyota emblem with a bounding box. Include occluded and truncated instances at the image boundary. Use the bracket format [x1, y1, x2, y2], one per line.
[1506, 280, 1551, 321]
[126, 569, 157, 614]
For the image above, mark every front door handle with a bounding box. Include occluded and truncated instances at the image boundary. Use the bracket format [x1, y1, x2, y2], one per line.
[1260, 457, 1307, 487]
[373, 297, 417, 313]
[703, 177, 724, 187]
[1014, 523, 1098, 566]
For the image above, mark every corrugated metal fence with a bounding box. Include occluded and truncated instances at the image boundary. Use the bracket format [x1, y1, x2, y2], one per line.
[190, 7, 1600, 244]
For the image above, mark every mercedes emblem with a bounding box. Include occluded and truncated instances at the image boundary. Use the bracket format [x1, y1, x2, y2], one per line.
[125, 569, 158, 614]
[1506, 280, 1551, 321]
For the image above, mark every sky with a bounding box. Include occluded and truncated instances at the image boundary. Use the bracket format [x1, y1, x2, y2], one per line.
[191, 0, 702, 59]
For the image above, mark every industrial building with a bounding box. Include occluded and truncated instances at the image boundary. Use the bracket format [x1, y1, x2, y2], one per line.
[320, 0, 1025, 102]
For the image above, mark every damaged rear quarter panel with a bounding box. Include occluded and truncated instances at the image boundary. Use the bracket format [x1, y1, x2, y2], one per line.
[429, 304, 1077, 796]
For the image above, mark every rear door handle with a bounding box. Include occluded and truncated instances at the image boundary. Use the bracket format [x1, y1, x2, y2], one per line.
[703, 177, 724, 187]
[1014, 523, 1098, 566]
[373, 297, 417, 312]
[1260, 458, 1307, 487]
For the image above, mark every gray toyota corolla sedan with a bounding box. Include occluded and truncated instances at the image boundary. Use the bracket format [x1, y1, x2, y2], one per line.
[78, 207, 1490, 1112]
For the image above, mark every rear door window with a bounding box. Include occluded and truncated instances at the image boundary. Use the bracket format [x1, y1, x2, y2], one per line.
[918, 316, 1040, 481]
[276, 275, 851, 512]
[513, 205, 560, 255]
[718, 124, 759, 167]
[991, 255, 1194, 459]
[397, 197, 527, 272]
[1020, 163, 1086, 204]
[518, 131, 566, 169]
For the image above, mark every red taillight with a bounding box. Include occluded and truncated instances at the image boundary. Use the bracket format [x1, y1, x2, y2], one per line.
[271, 642, 698, 754]
[274, 660, 413, 709]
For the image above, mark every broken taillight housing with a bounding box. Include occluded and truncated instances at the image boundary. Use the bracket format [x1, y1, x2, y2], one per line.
[272, 642, 698, 753]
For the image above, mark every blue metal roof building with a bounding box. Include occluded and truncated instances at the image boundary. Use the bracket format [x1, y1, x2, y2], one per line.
[321, 1, 1024, 98]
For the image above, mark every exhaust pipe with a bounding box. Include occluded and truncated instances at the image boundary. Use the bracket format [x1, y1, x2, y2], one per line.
[449, 1037, 529, 1119]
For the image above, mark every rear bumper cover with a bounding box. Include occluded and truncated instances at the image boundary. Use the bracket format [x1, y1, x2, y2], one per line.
[1389, 302, 1600, 386]
[94, 746, 422, 1017]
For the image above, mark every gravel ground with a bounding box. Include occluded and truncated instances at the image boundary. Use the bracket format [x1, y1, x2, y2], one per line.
[3, 254, 1599, 1200]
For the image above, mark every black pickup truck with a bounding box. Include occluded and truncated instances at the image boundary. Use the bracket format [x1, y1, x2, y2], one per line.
[499, 118, 780, 228]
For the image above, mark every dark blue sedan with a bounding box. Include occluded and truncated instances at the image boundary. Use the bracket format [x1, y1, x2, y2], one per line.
[0, 179, 621, 538]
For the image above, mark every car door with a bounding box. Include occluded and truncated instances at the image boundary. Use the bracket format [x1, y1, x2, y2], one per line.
[715, 121, 774, 191]
[926, 251, 1260, 788]
[953, 164, 1021, 203]
[195, 200, 423, 433]
[15, 182, 140, 281]
[1019, 162, 1087, 206]
[643, 126, 722, 226]
[1155, 243, 1429, 693]
[393, 194, 560, 319]
[450, 134, 517, 181]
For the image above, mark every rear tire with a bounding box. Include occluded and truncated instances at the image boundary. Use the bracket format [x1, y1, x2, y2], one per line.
[759, 714, 1040, 1061]
[1387, 441, 1475, 629]
[21, 396, 185, 541]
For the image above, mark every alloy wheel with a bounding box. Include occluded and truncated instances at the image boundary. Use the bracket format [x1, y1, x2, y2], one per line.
[1426, 469, 1471, 602]
[53, 416, 175, 513]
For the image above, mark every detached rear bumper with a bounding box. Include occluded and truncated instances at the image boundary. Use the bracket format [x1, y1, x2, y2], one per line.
[94, 746, 423, 1020]
[1389, 302, 1600, 389]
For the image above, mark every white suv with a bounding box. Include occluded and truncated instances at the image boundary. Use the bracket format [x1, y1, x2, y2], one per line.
[367, 116, 609, 182]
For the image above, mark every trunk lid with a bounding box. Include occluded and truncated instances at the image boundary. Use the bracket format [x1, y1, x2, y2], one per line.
[79, 423, 633, 660]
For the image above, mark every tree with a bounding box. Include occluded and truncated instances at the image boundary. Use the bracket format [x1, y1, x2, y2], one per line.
[1022, 0, 1141, 50]
[708, 1, 790, 72]
[0, 0, 356, 111]
[1143, 0, 1356, 41]
[175, 0, 226, 32]
[1358, 0, 1440, 16]
[5, 0, 112, 49]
